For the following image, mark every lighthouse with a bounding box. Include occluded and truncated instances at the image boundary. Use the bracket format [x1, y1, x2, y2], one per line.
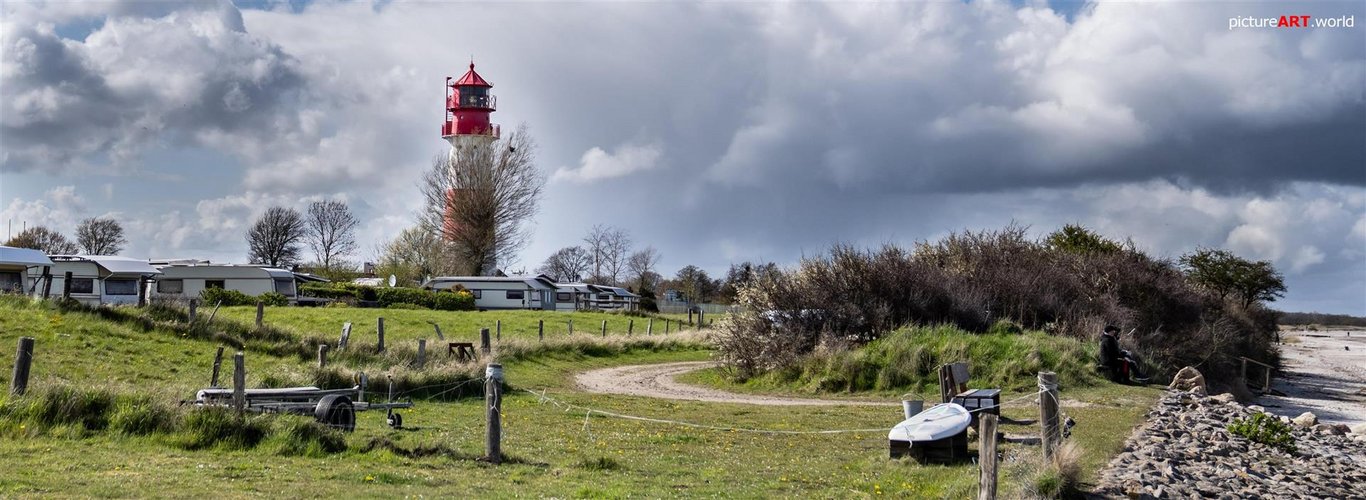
[440, 62, 500, 276]
[441, 61, 499, 152]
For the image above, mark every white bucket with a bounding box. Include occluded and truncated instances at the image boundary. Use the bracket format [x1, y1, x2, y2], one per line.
[485, 363, 504, 382]
[902, 400, 924, 419]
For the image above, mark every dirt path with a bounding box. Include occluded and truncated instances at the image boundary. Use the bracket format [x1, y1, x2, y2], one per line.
[1256, 330, 1366, 427]
[574, 361, 897, 406]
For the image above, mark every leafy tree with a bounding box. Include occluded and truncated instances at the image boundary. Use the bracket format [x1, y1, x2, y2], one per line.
[673, 265, 719, 304]
[246, 206, 306, 268]
[1180, 248, 1286, 308]
[1045, 224, 1121, 255]
[5, 226, 78, 254]
[376, 226, 463, 286]
[75, 217, 127, 255]
[305, 200, 360, 272]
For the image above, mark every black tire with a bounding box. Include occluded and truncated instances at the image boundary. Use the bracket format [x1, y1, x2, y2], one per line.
[314, 394, 356, 432]
[387, 412, 403, 429]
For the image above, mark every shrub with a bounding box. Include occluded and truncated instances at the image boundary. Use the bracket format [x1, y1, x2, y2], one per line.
[110, 397, 179, 435]
[375, 287, 474, 311]
[259, 292, 289, 307]
[272, 418, 347, 456]
[385, 302, 428, 310]
[433, 289, 475, 311]
[178, 407, 272, 451]
[1228, 412, 1296, 453]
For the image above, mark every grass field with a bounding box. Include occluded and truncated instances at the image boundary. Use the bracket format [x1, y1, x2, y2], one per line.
[0, 297, 1159, 497]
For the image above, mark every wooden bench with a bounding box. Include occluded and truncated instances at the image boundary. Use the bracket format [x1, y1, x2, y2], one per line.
[448, 342, 475, 361]
[938, 362, 1001, 425]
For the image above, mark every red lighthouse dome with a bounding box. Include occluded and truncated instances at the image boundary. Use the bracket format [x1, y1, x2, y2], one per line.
[441, 62, 499, 144]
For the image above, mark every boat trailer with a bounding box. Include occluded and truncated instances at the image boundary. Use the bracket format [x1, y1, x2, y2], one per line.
[189, 374, 413, 432]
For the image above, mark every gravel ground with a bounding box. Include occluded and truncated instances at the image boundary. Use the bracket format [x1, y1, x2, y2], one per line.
[574, 361, 896, 406]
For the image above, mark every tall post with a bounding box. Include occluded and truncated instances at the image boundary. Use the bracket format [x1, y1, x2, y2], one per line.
[688, 309, 693, 325]
[1039, 371, 1060, 459]
[317, 344, 329, 369]
[11, 337, 34, 396]
[62, 271, 73, 299]
[568, 320, 574, 335]
[665, 319, 670, 334]
[136, 277, 147, 307]
[647, 318, 654, 336]
[188, 299, 198, 323]
[40, 267, 52, 299]
[699, 310, 705, 328]
[538, 320, 544, 342]
[377, 317, 386, 353]
[601, 320, 607, 338]
[480, 328, 491, 356]
[210, 346, 225, 387]
[254, 301, 264, 328]
[978, 413, 999, 500]
[496, 320, 502, 342]
[485, 363, 503, 464]
[416, 339, 427, 369]
[232, 352, 246, 415]
[628, 319, 634, 336]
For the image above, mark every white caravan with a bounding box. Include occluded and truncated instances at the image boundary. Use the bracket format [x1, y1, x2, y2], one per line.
[154, 264, 298, 303]
[0, 246, 54, 295]
[28, 255, 161, 306]
[420, 275, 558, 310]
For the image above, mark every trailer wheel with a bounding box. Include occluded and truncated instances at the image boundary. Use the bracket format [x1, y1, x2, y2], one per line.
[314, 394, 356, 432]
[387, 411, 403, 429]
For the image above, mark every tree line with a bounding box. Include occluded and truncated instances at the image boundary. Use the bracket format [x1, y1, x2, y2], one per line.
[4, 217, 127, 255]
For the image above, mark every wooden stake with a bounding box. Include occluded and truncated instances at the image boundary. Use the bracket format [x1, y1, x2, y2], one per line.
[978, 413, 999, 500]
[480, 328, 491, 356]
[210, 346, 225, 387]
[62, 271, 73, 299]
[647, 318, 654, 336]
[136, 277, 147, 307]
[688, 309, 693, 325]
[339, 322, 352, 349]
[233, 352, 246, 414]
[665, 319, 670, 334]
[538, 320, 544, 342]
[628, 319, 634, 336]
[377, 317, 386, 353]
[416, 339, 426, 369]
[496, 320, 502, 342]
[317, 344, 329, 369]
[568, 319, 574, 335]
[188, 299, 198, 323]
[11, 337, 34, 396]
[40, 267, 53, 299]
[485, 364, 503, 464]
[206, 300, 222, 324]
[601, 320, 607, 337]
[254, 301, 264, 328]
[1039, 371, 1060, 459]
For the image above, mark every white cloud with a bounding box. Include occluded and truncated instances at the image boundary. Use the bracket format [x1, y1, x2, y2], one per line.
[553, 142, 663, 183]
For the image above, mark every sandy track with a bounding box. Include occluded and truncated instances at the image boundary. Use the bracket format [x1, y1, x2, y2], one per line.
[1257, 330, 1366, 427]
[575, 361, 896, 406]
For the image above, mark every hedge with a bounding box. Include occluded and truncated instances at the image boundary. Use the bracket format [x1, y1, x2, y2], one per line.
[200, 288, 288, 307]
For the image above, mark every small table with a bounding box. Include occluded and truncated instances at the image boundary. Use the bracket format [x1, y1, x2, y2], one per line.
[448, 342, 475, 361]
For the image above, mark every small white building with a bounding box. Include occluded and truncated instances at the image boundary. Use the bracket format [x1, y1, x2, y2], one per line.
[0, 246, 54, 294]
[153, 264, 299, 303]
[28, 255, 161, 306]
[421, 275, 559, 310]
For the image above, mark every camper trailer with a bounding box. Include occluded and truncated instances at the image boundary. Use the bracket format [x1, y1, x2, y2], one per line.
[421, 275, 558, 310]
[153, 264, 299, 303]
[28, 255, 161, 306]
[0, 246, 54, 295]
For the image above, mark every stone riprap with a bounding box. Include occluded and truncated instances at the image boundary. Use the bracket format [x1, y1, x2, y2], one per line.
[1091, 390, 1366, 499]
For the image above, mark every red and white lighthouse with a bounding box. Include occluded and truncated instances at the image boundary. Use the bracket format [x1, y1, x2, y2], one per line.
[441, 62, 499, 152]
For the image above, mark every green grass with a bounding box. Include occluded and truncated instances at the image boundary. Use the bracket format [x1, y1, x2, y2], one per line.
[0, 297, 1159, 497]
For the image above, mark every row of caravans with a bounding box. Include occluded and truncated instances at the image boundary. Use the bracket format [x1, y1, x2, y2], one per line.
[0, 247, 309, 306]
[420, 275, 640, 311]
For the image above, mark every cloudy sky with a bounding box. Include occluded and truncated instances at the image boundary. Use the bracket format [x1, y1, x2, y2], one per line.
[2, 0, 1363, 314]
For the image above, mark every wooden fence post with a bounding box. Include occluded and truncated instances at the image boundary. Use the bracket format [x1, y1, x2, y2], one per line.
[317, 344, 329, 369]
[978, 413, 999, 500]
[568, 320, 574, 335]
[339, 322, 352, 349]
[210, 346, 225, 387]
[137, 277, 148, 307]
[1039, 371, 1060, 459]
[11, 337, 34, 396]
[188, 299, 198, 323]
[377, 317, 386, 353]
[601, 320, 607, 338]
[628, 319, 634, 336]
[416, 339, 426, 369]
[665, 319, 670, 334]
[538, 320, 544, 342]
[254, 301, 264, 328]
[688, 309, 693, 325]
[62, 271, 73, 299]
[233, 352, 246, 415]
[496, 320, 502, 342]
[699, 310, 705, 328]
[40, 267, 52, 299]
[480, 328, 491, 356]
[485, 363, 503, 464]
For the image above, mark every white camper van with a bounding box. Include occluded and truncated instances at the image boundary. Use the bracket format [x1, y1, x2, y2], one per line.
[153, 264, 298, 302]
[421, 275, 558, 310]
[0, 246, 54, 294]
[28, 255, 161, 306]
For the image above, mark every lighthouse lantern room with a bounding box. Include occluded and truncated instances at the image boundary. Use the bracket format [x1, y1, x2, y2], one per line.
[441, 62, 500, 151]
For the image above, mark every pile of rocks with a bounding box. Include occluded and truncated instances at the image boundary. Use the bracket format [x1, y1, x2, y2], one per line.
[1092, 390, 1366, 499]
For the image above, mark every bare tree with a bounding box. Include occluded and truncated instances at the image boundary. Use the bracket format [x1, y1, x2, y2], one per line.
[537, 246, 592, 282]
[583, 225, 631, 285]
[75, 217, 127, 255]
[376, 226, 463, 285]
[418, 125, 544, 276]
[627, 246, 661, 290]
[246, 206, 306, 267]
[305, 200, 360, 271]
[5, 226, 79, 254]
